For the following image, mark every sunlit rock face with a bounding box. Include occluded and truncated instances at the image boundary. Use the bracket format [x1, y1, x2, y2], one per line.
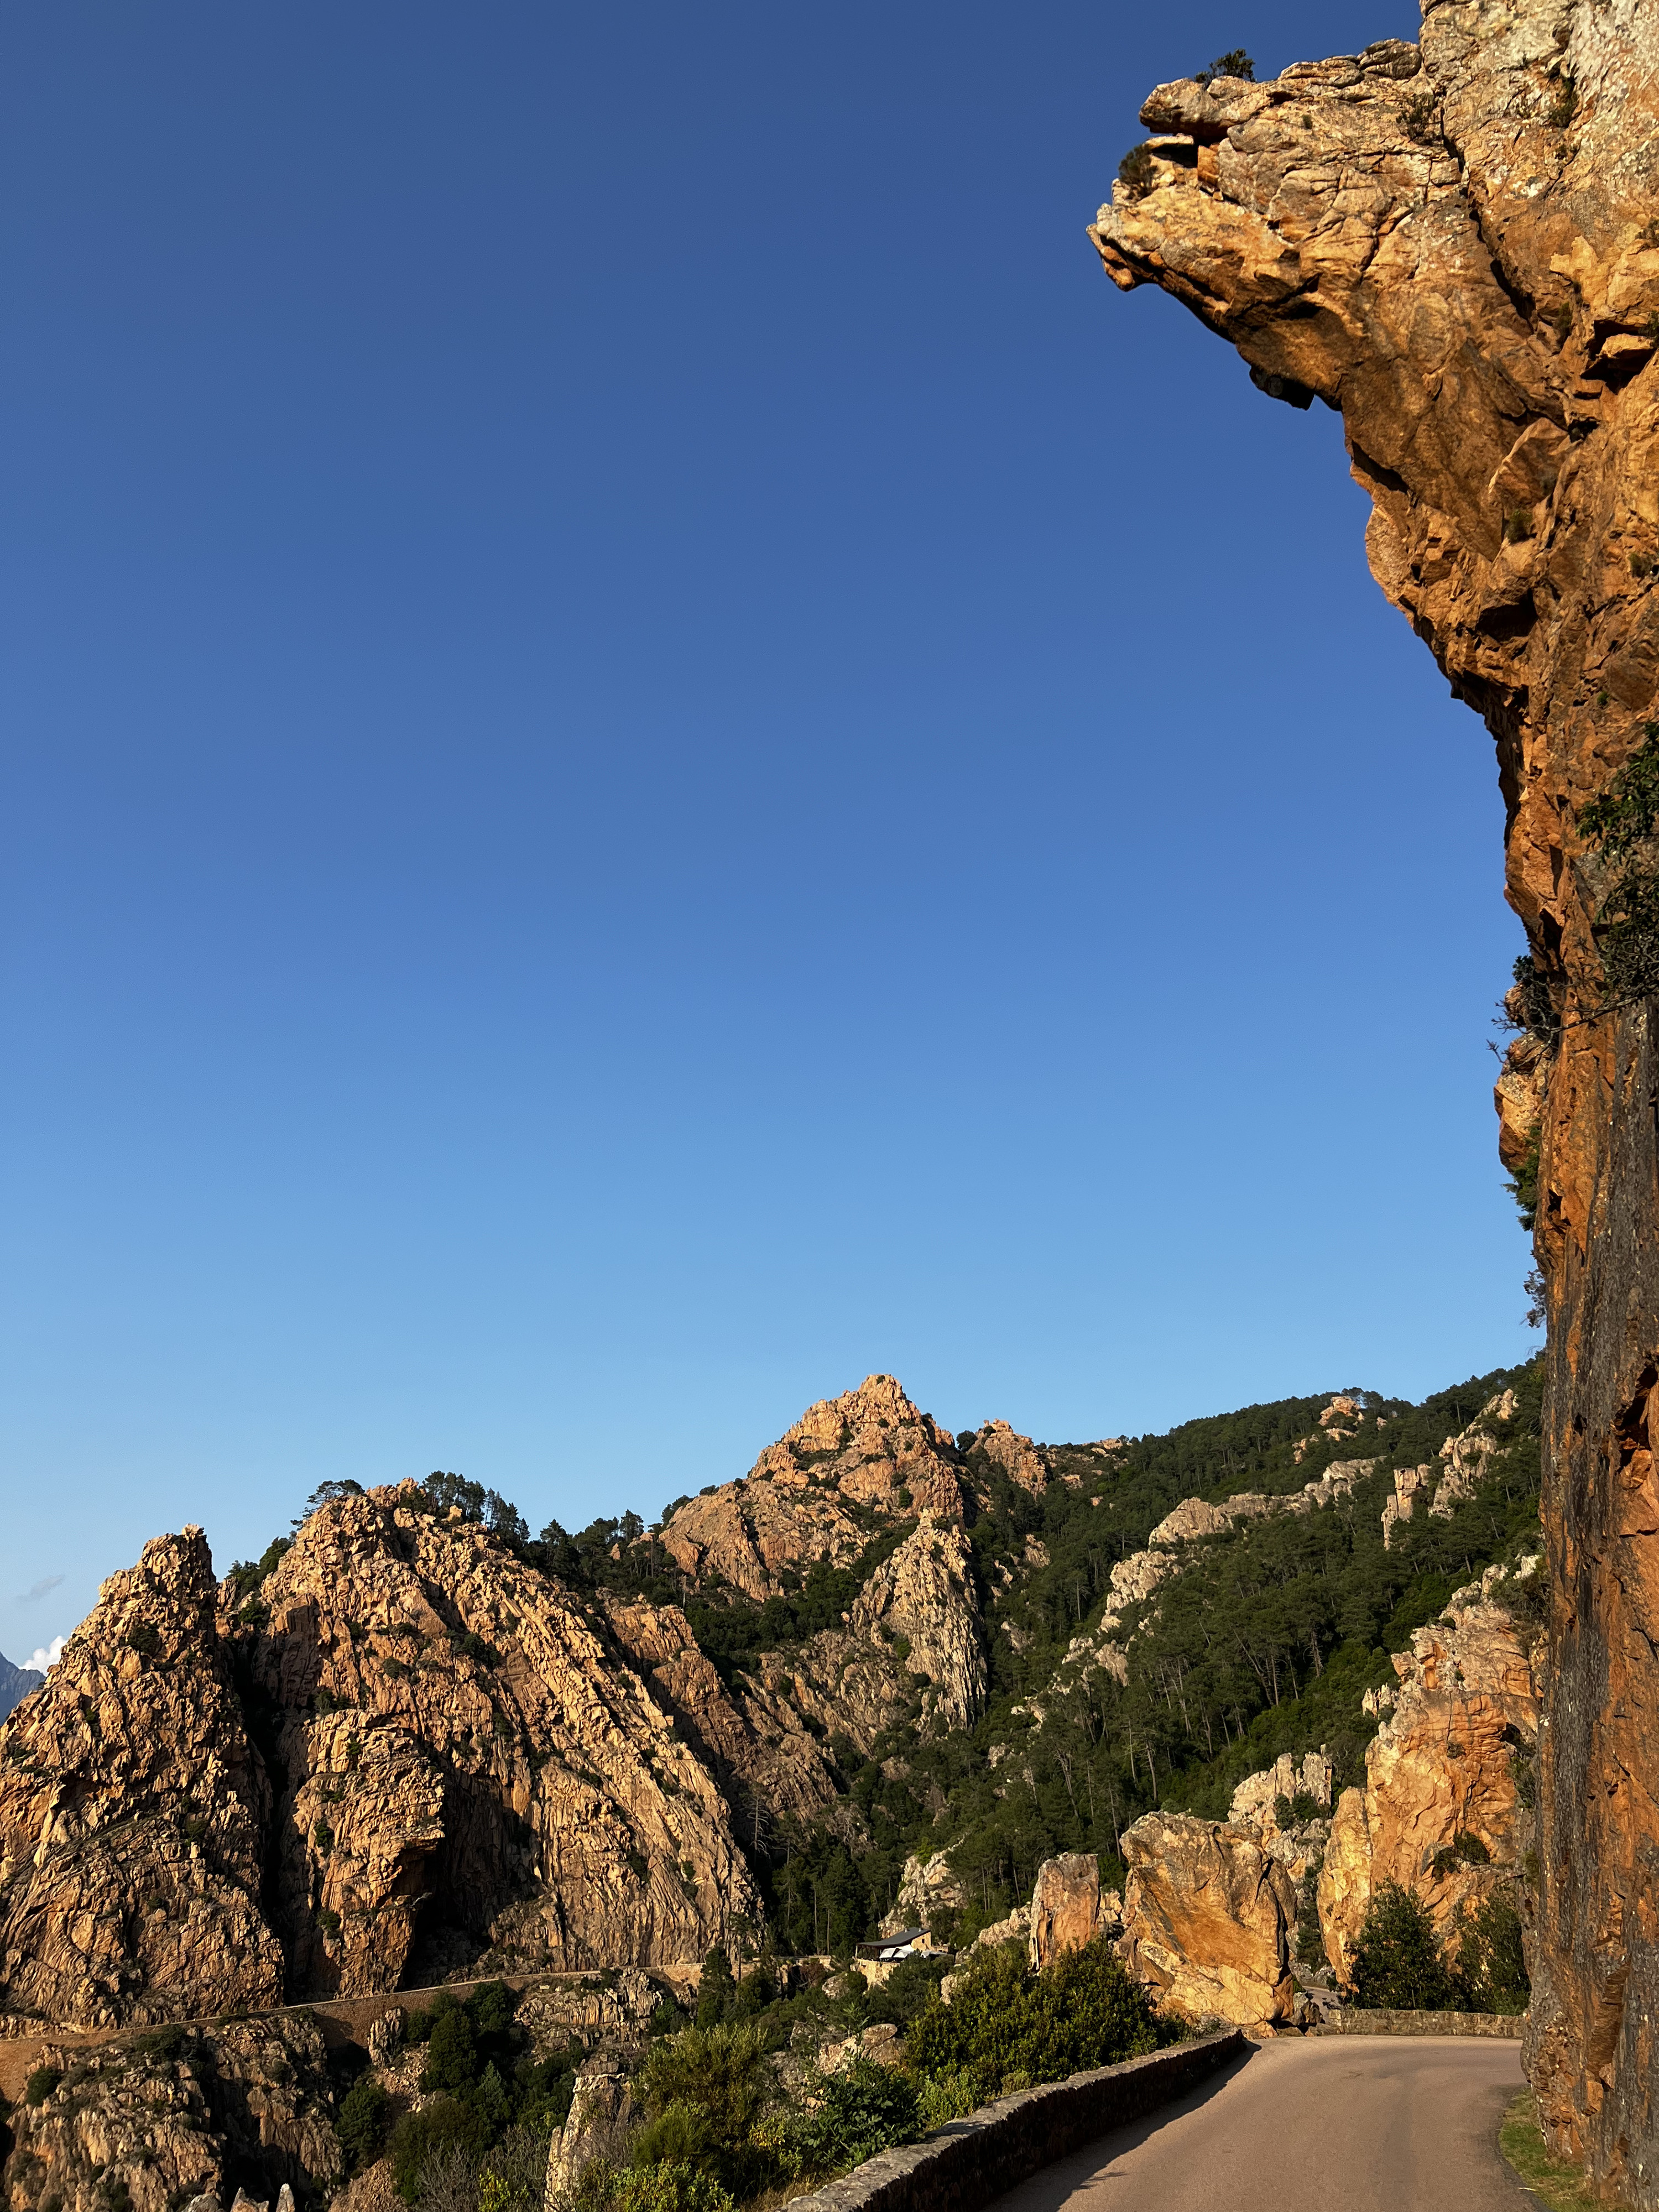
[1092, 3, 1659, 2190]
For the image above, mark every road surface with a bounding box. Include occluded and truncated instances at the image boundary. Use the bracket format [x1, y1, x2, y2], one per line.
[993, 2037, 1532, 2212]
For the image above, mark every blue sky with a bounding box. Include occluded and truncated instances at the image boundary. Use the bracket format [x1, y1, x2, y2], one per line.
[0, 0, 1530, 1670]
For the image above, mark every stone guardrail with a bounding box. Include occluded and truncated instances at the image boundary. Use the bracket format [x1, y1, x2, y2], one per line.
[787, 2031, 1243, 2212]
[1313, 2010, 1526, 2038]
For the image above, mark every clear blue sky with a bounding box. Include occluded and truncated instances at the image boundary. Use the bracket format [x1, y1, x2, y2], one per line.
[1, 0, 1530, 1670]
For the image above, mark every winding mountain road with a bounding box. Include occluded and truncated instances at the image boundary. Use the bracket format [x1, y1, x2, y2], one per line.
[995, 2037, 1531, 2212]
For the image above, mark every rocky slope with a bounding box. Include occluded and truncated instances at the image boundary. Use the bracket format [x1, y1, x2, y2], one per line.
[0, 1530, 286, 2028]
[2, 2012, 340, 2212]
[0, 1499, 761, 2029]
[1318, 1560, 1540, 1983]
[657, 1375, 970, 1600]
[0, 1653, 44, 1724]
[1091, 3, 1658, 2190]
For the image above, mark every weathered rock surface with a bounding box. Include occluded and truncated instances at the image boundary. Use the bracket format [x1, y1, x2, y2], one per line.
[0, 1531, 284, 2028]
[1118, 1813, 1296, 2033]
[1027, 1852, 1120, 1970]
[1318, 1567, 1540, 1987]
[545, 2052, 638, 2204]
[1092, 3, 1659, 2187]
[1228, 1750, 1334, 1836]
[745, 1517, 988, 1756]
[599, 1595, 842, 1832]
[658, 1375, 966, 1599]
[0, 1495, 763, 2027]
[879, 1849, 966, 1939]
[244, 1486, 760, 1992]
[0, 2012, 340, 2212]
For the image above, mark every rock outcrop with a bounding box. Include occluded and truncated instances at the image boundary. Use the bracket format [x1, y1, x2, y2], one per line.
[1318, 1565, 1540, 1987]
[1091, 3, 1659, 2188]
[0, 2012, 341, 2212]
[1228, 1750, 1333, 1835]
[0, 1531, 285, 2028]
[1117, 1812, 1296, 2033]
[0, 1496, 763, 2028]
[1027, 1851, 1120, 1970]
[879, 1849, 966, 1939]
[241, 1486, 760, 1994]
[658, 1375, 966, 1600]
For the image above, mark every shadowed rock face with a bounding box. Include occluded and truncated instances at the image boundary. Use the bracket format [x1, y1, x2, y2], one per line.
[1091, 3, 1658, 2189]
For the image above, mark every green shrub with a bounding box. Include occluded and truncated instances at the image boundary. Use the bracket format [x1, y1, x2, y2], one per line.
[634, 2022, 776, 2195]
[915, 2067, 980, 2130]
[24, 2066, 62, 2107]
[390, 2097, 487, 2202]
[1455, 1889, 1530, 2014]
[906, 1939, 1162, 2103]
[1347, 1882, 1460, 2010]
[693, 1949, 735, 2030]
[615, 2164, 733, 2212]
[791, 2058, 920, 2175]
[125, 1623, 161, 1660]
[337, 2075, 393, 2174]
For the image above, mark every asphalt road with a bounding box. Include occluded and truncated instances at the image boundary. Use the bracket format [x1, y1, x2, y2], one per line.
[994, 2037, 1533, 2212]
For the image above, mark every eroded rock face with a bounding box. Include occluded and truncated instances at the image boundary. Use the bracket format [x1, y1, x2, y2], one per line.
[0, 1531, 284, 2029]
[658, 1375, 966, 1599]
[1092, 5, 1659, 2187]
[1027, 1851, 1120, 1970]
[879, 1849, 966, 1938]
[0, 2013, 340, 2212]
[1318, 1567, 1539, 1987]
[244, 1487, 760, 1991]
[1117, 1812, 1296, 2032]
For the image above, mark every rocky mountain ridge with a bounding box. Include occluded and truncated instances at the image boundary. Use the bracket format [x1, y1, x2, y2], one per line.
[0, 1363, 1540, 2045]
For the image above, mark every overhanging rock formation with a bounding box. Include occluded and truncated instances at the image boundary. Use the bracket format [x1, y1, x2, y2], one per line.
[1090, 4, 1658, 2199]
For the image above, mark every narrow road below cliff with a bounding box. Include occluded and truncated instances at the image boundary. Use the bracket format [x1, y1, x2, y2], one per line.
[994, 2038, 1530, 2212]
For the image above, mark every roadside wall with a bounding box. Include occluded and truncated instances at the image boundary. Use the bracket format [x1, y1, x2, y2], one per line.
[1315, 2011, 1525, 2039]
[787, 2032, 1241, 2212]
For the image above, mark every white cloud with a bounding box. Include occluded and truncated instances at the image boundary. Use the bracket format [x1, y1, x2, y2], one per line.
[28, 1636, 66, 1673]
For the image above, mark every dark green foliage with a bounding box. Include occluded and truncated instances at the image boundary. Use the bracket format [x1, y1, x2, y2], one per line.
[862, 1954, 950, 2030]
[695, 1948, 736, 2029]
[132, 2023, 189, 2065]
[1347, 1882, 1459, 2010]
[227, 1536, 294, 1601]
[390, 2096, 487, 2201]
[298, 1481, 364, 1525]
[124, 1623, 161, 1660]
[1578, 722, 1659, 1000]
[423, 2006, 480, 2096]
[1117, 143, 1157, 197]
[1196, 49, 1255, 84]
[633, 2023, 778, 2199]
[422, 1472, 529, 1546]
[336, 2075, 393, 2174]
[1456, 1888, 1530, 2014]
[24, 2067, 62, 2107]
[906, 1939, 1162, 2102]
[790, 2059, 920, 2174]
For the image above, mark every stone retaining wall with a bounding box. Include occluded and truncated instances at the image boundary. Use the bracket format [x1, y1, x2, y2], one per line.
[1314, 2010, 1526, 2038]
[787, 2032, 1241, 2212]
